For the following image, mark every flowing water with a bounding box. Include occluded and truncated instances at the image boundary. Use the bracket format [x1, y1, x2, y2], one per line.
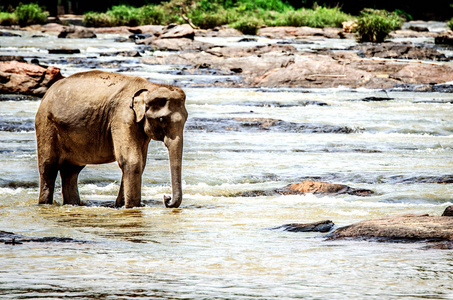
[1, 27, 453, 299]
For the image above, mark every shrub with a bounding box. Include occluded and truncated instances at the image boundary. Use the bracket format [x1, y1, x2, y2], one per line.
[107, 5, 141, 26]
[189, 9, 231, 29]
[14, 3, 48, 26]
[232, 16, 262, 35]
[0, 12, 18, 26]
[139, 5, 168, 25]
[83, 12, 115, 27]
[354, 9, 403, 43]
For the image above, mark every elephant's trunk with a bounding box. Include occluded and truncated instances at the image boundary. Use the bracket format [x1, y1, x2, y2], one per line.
[164, 135, 183, 208]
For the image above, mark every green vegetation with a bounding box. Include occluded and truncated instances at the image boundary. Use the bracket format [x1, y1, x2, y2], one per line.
[0, 0, 406, 42]
[0, 3, 48, 26]
[0, 12, 18, 26]
[353, 9, 403, 43]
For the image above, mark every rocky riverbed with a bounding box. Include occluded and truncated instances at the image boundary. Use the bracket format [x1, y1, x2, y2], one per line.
[0, 21, 452, 249]
[1, 21, 453, 94]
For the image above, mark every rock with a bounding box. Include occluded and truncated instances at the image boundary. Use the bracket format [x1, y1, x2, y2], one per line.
[269, 220, 335, 233]
[252, 55, 371, 88]
[258, 26, 343, 39]
[326, 214, 453, 242]
[48, 49, 81, 54]
[58, 26, 96, 39]
[206, 44, 297, 58]
[0, 61, 64, 96]
[390, 64, 453, 85]
[0, 31, 21, 37]
[342, 21, 357, 33]
[435, 32, 453, 45]
[350, 43, 448, 61]
[149, 38, 214, 52]
[196, 26, 242, 37]
[277, 180, 374, 196]
[128, 25, 163, 35]
[0, 56, 25, 62]
[442, 206, 453, 217]
[39, 23, 66, 33]
[160, 24, 194, 40]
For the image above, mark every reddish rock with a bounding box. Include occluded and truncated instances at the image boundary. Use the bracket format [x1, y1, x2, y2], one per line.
[277, 180, 374, 196]
[390, 64, 453, 84]
[0, 61, 64, 96]
[253, 56, 371, 88]
[160, 24, 194, 40]
[327, 214, 453, 242]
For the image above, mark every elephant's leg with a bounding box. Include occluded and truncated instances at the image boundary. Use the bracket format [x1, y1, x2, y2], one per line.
[115, 179, 125, 208]
[60, 163, 85, 205]
[120, 162, 144, 208]
[38, 161, 59, 204]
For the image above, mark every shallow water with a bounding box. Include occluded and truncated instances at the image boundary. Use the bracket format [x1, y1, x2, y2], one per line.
[1, 26, 453, 299]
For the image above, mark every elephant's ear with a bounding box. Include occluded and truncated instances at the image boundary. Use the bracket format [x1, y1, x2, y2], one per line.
[131, 89, 148, 123]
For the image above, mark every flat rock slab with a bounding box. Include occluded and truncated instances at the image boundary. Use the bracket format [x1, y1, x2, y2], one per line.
[327, 214, 453, 242]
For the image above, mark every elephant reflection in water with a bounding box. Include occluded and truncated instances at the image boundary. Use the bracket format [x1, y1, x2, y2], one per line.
[35, 70, 188, 208]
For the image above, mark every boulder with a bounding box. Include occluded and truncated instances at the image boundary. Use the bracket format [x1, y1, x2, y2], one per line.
[0, 61, 64, 96]
[58, 26, 96, 38]
[327, 213, 453, 242]
[277, 180, 374, 196]
[160, 24, 194, 40]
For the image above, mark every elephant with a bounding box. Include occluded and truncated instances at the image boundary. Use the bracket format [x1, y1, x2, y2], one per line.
[35, 70, 188, 208]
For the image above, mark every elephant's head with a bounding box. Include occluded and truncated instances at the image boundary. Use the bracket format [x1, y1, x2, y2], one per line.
[132, 86, 188, 208]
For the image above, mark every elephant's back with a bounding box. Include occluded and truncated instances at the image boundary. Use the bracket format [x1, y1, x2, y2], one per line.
[40, 71, 149, 123]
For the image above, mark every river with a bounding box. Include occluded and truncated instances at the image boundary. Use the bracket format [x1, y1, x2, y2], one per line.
[0, 25, 453, 299]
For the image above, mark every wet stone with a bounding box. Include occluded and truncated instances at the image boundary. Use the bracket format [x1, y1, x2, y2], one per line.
[269, 220, 335, 233]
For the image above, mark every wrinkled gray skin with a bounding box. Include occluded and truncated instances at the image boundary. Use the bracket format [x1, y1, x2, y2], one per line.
[35, 70, 188, 208]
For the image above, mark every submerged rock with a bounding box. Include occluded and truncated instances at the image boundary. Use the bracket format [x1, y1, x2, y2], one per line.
[277, 180, 374, 196]
[326, 213, 453, 243]
[269, 220, 335, 232]
[0, 61, 64, 96]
